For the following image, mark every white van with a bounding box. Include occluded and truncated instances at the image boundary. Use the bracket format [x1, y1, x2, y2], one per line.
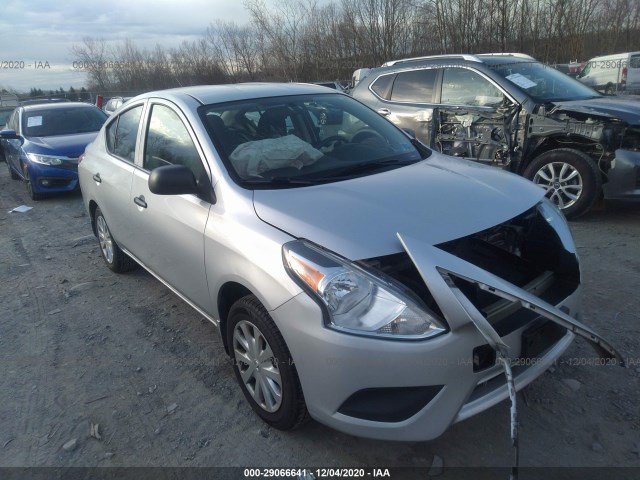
[577, 51, 640, 94]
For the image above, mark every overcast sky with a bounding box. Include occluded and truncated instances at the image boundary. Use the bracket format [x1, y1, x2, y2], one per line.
[0, 0, 250, 92]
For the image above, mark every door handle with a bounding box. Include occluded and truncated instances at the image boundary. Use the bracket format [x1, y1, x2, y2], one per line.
[93, 173, 101, 183]
[134, 195, 147, 208]
[377, 108, 391, 116]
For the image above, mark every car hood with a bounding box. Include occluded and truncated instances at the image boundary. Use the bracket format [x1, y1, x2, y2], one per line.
[550, 97, 640, 124]
[253, 154, 545, 260]
[25, 132, 99, 158]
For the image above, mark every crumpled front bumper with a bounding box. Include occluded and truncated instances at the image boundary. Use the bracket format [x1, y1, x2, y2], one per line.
[271, 233, 622, 441]
[603, 149, 640, 200]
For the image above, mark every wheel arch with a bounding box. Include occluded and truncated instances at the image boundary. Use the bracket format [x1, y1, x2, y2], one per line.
[524, 135, 603, 174]
[217, 281, 253, 354]
[88, 200, 99, 236]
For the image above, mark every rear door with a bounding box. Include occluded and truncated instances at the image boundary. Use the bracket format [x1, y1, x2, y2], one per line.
[375, 68, 439, 146]
[83, 103, 145, 250]
[127, 100, 214, 313]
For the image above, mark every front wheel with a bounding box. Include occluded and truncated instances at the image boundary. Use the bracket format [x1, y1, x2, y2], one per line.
[23, 166, 41, 200]
[227, 295, 308, 430]
[523, 148, 601, 218]
[7, 159, 19, 180]
[94, 206, 137, 273]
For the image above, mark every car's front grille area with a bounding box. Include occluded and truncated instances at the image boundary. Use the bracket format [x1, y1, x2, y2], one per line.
[436, 206, 580, 335]
[55, 158, 79, 172]
[359, 206, 579, 339]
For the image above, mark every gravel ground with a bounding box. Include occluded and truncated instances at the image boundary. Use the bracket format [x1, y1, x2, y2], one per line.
[0, 163, 638, 478]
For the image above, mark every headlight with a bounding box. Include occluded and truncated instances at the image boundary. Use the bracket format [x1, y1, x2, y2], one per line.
[537, 197, 576, 253]
[27, 153, 65, 165]
[283, 240, 447, 339]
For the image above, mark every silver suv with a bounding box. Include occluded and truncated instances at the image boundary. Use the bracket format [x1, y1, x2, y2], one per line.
[352, 53, 640, 218]
[78, 83, 621, 441]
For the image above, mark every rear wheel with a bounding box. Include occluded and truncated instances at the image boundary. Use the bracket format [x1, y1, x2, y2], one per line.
[604, 83, 615, 95]
[523, 148, 601, 218]
[95, 206, 137, 273]
[227, 295, 308, 430]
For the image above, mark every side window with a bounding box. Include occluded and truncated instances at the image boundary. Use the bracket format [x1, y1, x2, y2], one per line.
[441, 68, 503, 106]
[144, 104, 205, 183]
[8, 110, 18, 131]
[390, 69, 437, 103]
[630, 55, 640, 69]
[370, 74, 394, 99]
[105, 105, 143, 162]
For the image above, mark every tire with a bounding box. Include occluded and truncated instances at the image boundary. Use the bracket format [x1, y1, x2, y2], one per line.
[23, 166, 42, 200]
[523, 148, 601, 218]
[227, 295, 309, 430]
[7, 160, 19, 180]
[604, 83, 615, 95]
[94, 206, 137, 273]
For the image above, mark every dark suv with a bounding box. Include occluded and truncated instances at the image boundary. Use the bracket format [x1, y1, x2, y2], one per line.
[352, 53, 640, 217]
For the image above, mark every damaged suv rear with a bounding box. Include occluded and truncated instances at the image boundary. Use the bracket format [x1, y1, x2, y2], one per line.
[352, 53, 640, 217]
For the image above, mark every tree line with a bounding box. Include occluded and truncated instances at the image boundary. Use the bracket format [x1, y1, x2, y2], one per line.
[72, 0, 640, 94]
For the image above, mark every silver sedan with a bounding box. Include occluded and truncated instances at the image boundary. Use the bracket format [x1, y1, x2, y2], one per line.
[78, 83, 622, 441]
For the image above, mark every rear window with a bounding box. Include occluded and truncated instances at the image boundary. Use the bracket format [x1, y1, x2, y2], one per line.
[390, 69, 437, 103]
[370, 74, 394, 99]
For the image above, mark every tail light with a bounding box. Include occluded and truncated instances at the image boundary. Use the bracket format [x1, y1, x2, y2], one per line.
[96, 95, 104, 109]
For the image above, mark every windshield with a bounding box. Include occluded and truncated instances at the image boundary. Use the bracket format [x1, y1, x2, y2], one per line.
[199, 93, 427, 188]
[491, 61, 601, 102]
[22, 106, 107, 137]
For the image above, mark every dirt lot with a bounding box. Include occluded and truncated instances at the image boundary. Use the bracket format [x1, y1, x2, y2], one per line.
[0, 163, 639, 477]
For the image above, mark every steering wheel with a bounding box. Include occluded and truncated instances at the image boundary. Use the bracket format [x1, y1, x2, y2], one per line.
[352, 130, 388, 146]
[316, 135, 349, 149]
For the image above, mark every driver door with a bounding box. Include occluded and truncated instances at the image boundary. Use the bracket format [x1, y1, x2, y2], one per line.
[127, 100, 214, 314]
[435, 67, 516, 165]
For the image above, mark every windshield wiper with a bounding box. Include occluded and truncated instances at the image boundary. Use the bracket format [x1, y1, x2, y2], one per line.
[310, 158, 418, 180]
[243, 176, 318, 187]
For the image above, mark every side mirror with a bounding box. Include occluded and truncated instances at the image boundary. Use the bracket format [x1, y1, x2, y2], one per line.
[0, 129, 24, 146]
[148, 164, 199, 196]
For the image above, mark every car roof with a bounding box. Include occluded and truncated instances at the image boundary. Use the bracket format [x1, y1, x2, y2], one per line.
[138, 83, 337, 105]
[22, 102, 100, 112]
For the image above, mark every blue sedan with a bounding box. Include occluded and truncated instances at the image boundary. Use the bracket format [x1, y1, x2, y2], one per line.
[0, 103, 107, 200]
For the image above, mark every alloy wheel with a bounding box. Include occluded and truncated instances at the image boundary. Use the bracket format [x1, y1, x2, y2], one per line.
[533, 161, 583, 209]
[96, 215, 114, 264]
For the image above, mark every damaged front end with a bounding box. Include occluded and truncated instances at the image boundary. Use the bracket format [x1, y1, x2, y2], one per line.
[530, 103, 640, 200]
[359, 198, 623, 446]
[359, 198, 623, 369]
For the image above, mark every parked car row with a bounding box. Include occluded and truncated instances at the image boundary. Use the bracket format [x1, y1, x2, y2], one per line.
[350, 52, 640, 218]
